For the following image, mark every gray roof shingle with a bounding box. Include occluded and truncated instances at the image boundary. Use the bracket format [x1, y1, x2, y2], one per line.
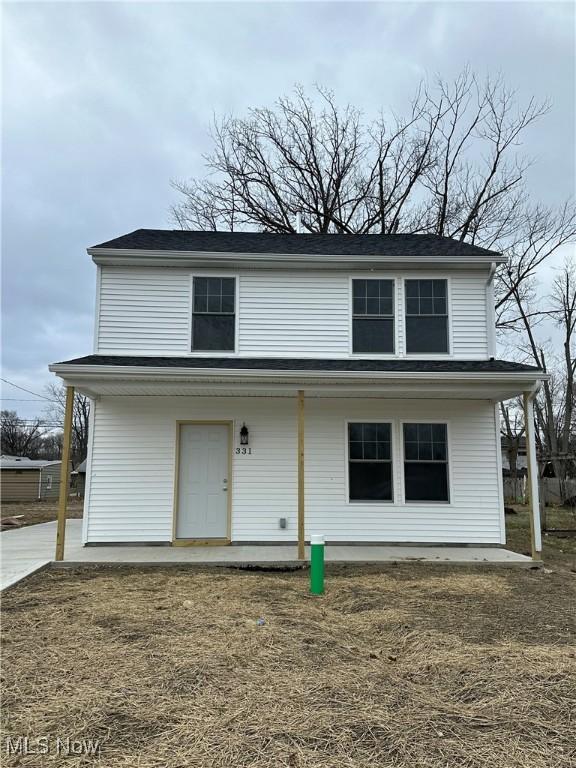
[54, 355, 541, 374]
[90, 229, 501, 260]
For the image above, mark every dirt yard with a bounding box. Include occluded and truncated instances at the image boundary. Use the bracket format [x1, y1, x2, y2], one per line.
[1, 499, 83, 528]
[1, 504, 575, 766]
[2, 562, 575, 768]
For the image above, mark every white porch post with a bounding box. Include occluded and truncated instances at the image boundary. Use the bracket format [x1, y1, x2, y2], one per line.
[523, 390, 542, 560]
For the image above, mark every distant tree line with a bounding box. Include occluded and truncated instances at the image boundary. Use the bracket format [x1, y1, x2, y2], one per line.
[1, 385, 90, 467]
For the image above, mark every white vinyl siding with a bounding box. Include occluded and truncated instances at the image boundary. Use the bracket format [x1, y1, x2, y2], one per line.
[238, 272, 349, 357]
[96, 266, 489, 359]
[307, 399, 500, 542]
[97, 267, 191, 354]
[85, 396, 297, 543]
[451, 273, 489, 358]
[85, 396, 503, 545]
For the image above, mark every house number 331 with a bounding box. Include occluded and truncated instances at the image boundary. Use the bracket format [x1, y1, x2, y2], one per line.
[235, 447, 252, 455]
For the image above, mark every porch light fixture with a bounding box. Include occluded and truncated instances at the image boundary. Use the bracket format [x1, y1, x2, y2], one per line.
[240, 423, 249, 445]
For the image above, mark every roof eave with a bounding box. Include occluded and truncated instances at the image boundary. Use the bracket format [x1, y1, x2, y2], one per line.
[0, 466, 42, 471]
[87, 247, 507, 268]
[49, 362, 546, 383]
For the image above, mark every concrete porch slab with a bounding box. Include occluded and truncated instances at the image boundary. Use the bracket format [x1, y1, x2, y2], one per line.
[2, 519, 533, 590]
[58, 543, 532, 567]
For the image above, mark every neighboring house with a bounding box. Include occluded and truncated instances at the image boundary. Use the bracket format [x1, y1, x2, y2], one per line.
[500, 437, 574, 479]
[49, 230, 545, 550]
[71, 459, 87, 497]
[501, 437, 575, 506]
[1, 455, 64, 502]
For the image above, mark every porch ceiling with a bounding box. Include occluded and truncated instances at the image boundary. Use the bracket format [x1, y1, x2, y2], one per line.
[49, 370, 543, 402]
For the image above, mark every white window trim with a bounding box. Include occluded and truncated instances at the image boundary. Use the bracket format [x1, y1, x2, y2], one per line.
[348, 275, 399, 358]
[344, 419, 396, 504]
[402, 276, 453, 358]
[399, 418, 453, 506]
[188, 273, 240, 357]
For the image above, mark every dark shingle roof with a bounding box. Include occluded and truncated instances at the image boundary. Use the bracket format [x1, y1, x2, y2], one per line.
[90, 229, 501, 260]
[54, 355, 541, 374]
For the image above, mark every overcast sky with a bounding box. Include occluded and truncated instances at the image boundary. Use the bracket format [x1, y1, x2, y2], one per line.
[2, 0, 575, 421]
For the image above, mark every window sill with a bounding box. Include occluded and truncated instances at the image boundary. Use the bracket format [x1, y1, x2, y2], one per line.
[345, 500, 453, 507]
[348, 499, 395, 504]
[403, 353, 452, 358]
[403, 501, 451, 506]
[349, 352, 397, 358]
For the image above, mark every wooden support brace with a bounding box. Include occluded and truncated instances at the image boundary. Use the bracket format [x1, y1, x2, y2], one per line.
[55, 385, 75, 561]
[297, 389, 305, 560]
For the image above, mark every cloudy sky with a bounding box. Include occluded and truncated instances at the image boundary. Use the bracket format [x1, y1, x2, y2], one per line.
[2, 0, 575, 420]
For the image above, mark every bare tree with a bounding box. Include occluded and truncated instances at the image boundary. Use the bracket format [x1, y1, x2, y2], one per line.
[43, 384, 90, 467]
[0, 410, 47, 457]
[173, 71, 575, 500]
[171, 72, 575, 309]
[36, 431, 63, 461]
[506, 259, 576, 501]
[500, 398, 526, 501]
[496, 202, 576, 326]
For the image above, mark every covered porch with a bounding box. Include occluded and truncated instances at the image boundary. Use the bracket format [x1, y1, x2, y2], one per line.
[1, 519, 532, 591]
[49, 357, 546, 564]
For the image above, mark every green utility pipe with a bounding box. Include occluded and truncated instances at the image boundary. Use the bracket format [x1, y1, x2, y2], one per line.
[310, 534, 325, 595]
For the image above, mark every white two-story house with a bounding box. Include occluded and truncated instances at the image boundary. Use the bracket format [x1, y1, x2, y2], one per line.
[50, 230, 545, 557]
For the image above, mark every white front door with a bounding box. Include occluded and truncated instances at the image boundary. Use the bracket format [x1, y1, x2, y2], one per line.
[176, 424, 229, 540]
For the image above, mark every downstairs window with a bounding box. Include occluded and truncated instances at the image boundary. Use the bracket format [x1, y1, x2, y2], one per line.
[403, 423, 449, 502]
[348, 422, 393, 502]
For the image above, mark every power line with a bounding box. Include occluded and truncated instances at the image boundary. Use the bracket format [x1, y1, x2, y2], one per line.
[0, 378, 57, 402]
[1, 398, 52, 402]
[7, 421, 63, 426]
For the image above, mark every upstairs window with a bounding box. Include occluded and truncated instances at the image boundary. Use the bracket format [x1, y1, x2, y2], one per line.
[405, 279, 448, 354]
[352, 279, 395, 353]
[348, 422, 393, 502]
[403, 423, 449, 502]
[192, 277, 236, 351]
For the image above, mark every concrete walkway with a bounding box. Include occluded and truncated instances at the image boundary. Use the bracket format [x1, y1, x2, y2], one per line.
[0, 520, 66, 590]
[1, 519, 532, 589]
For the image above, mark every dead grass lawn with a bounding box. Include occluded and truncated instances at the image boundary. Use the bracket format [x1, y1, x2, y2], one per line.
[1, 564, 575, 767]
[1, 499, 83, 528]
[506, 505, 576, 571]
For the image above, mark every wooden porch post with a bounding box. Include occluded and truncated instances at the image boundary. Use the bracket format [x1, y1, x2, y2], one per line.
[523, 391, 542, 560]
[297, 389, 305, 560]
[55, 385, 75, 561]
